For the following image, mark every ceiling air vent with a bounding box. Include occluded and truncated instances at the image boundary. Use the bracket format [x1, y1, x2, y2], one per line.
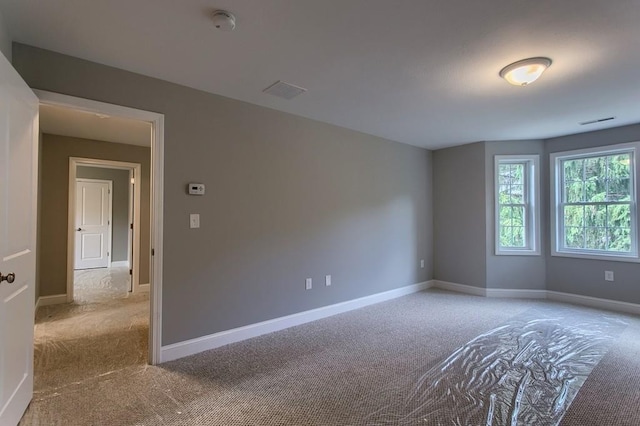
[580, 117, 615, 126]
[263, 81, 307, 100]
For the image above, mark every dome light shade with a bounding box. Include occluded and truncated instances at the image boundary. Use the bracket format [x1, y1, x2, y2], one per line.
[500, 57, 552, 86]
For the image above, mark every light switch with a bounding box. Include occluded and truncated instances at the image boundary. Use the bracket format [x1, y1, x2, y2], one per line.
[190, 213, 200, 229]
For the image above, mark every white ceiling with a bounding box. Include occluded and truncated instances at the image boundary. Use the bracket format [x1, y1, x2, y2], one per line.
[3, 0, 640, 149]
[40, 104, 151, 147]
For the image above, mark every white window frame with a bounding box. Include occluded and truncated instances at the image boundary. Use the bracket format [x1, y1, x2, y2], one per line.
[494, 155, 540, 256]
[550, 141, 640, 263]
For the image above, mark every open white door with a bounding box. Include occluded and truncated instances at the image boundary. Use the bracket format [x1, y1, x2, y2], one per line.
[0, 55, 38, 424]
[74, 179, 111, 270]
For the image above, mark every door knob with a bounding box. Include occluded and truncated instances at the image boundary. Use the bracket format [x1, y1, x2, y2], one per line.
[0, 272, 15, 283]
[77, 228, 83, 231]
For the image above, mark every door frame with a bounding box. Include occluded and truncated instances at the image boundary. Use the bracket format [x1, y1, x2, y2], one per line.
[36, 89, 164, 365]
[73, 177, 113, 270]
[70, 163, 138, 290]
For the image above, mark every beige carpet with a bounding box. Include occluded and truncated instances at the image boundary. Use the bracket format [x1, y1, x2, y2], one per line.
[29, 266, 148, 398]
[20, 288, 640, 425]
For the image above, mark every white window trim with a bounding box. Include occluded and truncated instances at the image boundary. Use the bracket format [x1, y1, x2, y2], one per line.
[494, 155, 541, 256]
[550, 141, 640, 263]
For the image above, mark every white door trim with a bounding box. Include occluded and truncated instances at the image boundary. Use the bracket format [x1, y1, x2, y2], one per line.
[69, 162, 140, 294]
[37, 89, 164, 365]
[74, 178, 113, 269]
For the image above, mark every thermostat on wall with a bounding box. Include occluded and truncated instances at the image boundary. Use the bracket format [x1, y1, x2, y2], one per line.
[188, 183, 205, 195]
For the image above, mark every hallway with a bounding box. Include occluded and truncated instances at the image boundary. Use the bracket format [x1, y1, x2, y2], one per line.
[32, 266, 149, 396]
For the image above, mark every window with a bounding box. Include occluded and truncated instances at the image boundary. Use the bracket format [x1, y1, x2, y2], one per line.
[551, 142, 640, 262]
[495, 155, 540, 255]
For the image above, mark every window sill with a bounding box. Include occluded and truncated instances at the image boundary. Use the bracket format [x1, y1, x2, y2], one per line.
[495, 250, 541, 256]
[551, 250, 640, 263]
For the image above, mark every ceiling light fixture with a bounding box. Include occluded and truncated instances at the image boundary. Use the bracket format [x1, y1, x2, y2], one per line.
[499, 57, 552, 86]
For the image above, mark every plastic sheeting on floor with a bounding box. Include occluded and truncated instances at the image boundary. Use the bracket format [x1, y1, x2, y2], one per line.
[376, 308, 627, 426]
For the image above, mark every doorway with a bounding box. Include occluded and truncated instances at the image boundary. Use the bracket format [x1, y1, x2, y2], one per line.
[35, 90, 164, 365]
[69, 159, 145, 298]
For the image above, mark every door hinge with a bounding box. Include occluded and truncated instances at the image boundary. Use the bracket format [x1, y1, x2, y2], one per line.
[129, 269, 132, 275]
[107, 251, 110, 256]
[151, 248, 155, 256]
[130, 223, 133, 229]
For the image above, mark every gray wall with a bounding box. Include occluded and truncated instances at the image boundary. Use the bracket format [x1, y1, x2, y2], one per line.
[434, 140, 547, 291]
[434, 129, 640, 303]
[38, 133, 151, 297]
[77, 166, 130, 262]
[0, 10, 10, 61]
[544, 124, 640, 304]
[14, 44, 433, 345]
[484, 140, 546, 290]
[433, 142, 486, 288]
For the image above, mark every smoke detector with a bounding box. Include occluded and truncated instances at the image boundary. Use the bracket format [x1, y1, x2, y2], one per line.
[212, 10, 236, 31]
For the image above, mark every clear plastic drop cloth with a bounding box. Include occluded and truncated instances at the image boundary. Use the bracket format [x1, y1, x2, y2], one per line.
[33, 266, 149, 395]
[372, 308, 627, 426]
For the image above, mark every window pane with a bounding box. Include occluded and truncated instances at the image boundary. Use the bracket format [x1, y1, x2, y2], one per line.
[585, 227, 607, 250]
[563, 159, 584, 182]
[564, 180, 584, 203]
[608, 154, 631, 180]
[585, 177, 606, 202]
[584, 157, 605, 180]
[511, 206, 525, 227]
[585, 204, 607, 228]
[498, 184, 510, 200]
[500, 226, 512, 248]
[607, 178, 630, 201]
[511, 164, 524, 185]
[509, 184, 523, 204]
[565, 227, 584, 248]
[498, 165, 510, 185]
[512, 226, 525, 247]
[607, 228, 631, 252]
[564, 205, 585, 228]
[607, 204, 631, 229]
[500, 206, 512, 226]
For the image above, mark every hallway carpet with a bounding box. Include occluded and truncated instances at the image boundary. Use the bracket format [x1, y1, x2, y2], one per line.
[20, 288, 640, 425]
[28, 266, 148, 402]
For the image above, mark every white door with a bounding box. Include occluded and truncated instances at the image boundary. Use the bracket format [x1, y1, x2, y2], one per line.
[0, 55, 38, 424]
[75, 180, 111, 269]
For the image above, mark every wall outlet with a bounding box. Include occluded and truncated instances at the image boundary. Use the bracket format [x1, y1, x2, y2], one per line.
[189, 213, 200, 229]
[305, 278, 312, 290]
[604, 271, 614, 282]
[325, 275, 331, 286]
[420, 259, 425, 268]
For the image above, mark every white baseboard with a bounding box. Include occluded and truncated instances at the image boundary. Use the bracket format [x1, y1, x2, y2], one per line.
[547, 290, 640, 316]
[135, 283, 150, 293]
[161, 280, 433, 363]
[433, 279, 640, 315]
[36, 294, 67, 310]
[110, 261, 129, 268]
[486, 288, 547, 299]
[433, 280, 486, 296]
